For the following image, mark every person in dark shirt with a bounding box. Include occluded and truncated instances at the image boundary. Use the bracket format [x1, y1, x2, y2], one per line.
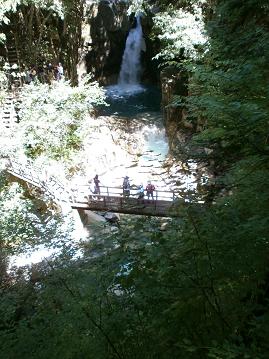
[122, 176, 130, 197]
[93, 174, 101, 195]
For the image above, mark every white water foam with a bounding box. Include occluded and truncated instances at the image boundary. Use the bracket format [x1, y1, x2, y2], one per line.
[106, 84, 146, 99]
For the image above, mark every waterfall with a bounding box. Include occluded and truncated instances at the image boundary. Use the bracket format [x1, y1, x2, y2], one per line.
[118, 16, 143, 86]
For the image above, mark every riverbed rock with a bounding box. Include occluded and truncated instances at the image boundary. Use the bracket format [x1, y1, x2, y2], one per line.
[104, 211, 120, 224]
[77, 208, 106, 226]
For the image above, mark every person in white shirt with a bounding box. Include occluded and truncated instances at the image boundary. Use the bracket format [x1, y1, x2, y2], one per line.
[57, 62, 64, 80]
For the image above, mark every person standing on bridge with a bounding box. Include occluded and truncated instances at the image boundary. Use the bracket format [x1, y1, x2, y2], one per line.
[93, 174, 101, 195]
[122, 176, 130, 197]
[146, 181, 155, 200]
[137, 184, 144, 199]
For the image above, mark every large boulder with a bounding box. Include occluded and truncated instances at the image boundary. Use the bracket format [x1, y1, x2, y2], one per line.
[104, 211, 120, 224]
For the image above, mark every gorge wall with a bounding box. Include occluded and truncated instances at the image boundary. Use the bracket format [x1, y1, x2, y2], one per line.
[80, 0, 129, 85]
[160, 66, 192, 150]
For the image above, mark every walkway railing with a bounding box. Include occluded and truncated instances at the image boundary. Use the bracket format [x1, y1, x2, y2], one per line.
[6, 159, 72, 203]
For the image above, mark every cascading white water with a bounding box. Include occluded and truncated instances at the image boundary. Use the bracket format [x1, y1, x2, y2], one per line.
[118, 16, 143, 86]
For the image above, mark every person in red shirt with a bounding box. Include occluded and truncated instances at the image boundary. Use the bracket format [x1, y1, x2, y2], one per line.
[146, 182, 155, 200]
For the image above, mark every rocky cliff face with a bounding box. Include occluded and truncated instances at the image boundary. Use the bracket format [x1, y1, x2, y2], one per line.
[78, 0, 130, 85]
[160, 66, 192, 150]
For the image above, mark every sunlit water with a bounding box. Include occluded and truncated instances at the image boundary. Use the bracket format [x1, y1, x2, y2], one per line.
[93, 84, 197, 193]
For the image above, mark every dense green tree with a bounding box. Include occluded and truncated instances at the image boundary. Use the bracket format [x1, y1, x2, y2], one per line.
[0, 0, 90, 83]
[0, 0, 63, 65]
[186, 0, 269, 172]
[61, 0, 84, 84]
[10, 77, 106, 160]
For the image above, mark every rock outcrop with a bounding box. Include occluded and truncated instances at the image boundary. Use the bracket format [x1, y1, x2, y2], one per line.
[78, 0, 130, 85]
[160, 66, 191, 150]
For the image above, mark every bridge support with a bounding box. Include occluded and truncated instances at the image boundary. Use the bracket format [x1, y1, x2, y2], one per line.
[76, 208, 106, 229]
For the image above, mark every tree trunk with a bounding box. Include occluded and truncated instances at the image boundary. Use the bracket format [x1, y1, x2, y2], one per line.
[62, 0, 85, 86]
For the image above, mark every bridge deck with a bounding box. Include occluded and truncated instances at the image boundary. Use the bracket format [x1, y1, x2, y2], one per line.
[71, 195, 177, 217]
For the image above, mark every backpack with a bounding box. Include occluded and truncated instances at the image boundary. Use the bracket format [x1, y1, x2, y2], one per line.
[147, 184, 155, 192]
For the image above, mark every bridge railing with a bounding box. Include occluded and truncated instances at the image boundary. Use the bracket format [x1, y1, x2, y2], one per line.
[71, 185, 176, 203]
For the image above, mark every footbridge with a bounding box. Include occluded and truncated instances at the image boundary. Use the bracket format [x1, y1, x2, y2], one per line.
[72, 186, 178, 217]
[5, 160, 182, 217]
